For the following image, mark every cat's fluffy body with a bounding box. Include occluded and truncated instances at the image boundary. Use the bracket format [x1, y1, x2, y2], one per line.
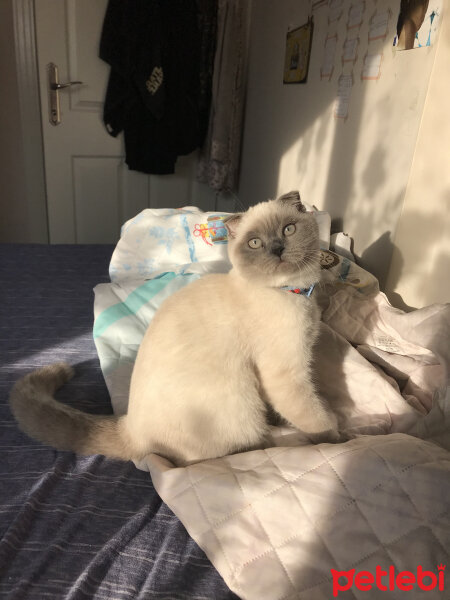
[10, 193, 338, 465]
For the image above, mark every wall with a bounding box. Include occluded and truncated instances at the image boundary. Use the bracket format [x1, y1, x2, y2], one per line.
[385, 1, 450, 309]
[0, 0, 48, 243]
[238, 0, 439, 286]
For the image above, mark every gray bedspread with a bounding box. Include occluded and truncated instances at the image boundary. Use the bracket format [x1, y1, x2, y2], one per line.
[0, 244, 238, 600]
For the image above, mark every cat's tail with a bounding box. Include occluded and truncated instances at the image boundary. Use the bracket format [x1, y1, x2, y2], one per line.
[9, 363, 137, 461]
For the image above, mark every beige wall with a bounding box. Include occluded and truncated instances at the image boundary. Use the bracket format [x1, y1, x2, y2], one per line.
[238, 0, 439, 286]
[385, 2, 450, 309]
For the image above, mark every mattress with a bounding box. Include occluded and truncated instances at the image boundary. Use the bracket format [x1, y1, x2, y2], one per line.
[0, 244, 238, 600]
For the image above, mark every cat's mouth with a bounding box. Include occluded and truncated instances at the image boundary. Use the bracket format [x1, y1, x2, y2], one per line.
[275, 252, 318, 272]
[274, 257, 295, 271]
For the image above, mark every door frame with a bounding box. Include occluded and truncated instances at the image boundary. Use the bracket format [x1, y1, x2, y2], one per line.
[13, 0, 48, 242]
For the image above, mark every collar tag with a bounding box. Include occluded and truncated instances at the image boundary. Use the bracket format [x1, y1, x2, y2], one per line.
[280, 284, 315, 297]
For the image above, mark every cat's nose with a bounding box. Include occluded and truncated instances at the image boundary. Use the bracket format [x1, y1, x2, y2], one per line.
[271, 241, 284, 257]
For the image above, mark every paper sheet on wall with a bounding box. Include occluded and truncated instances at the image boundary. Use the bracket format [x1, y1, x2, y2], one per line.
[347, 1, 365, 29]
[342, 37, 359, 63]
[334, 74, 353, 119]
[361, 53, 383, 80]
[368, 10, 390, 41]
[321, 34, 338, 80]
[328, 0, 344, 23]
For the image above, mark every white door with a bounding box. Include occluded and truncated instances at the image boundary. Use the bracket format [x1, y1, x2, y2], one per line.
[34, 0, 216, 244]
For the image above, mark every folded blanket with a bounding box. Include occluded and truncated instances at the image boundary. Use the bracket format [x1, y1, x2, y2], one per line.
[93, 207, 450, 600]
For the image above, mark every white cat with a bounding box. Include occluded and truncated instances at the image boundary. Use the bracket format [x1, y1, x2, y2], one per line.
[10, 192, 339, 465]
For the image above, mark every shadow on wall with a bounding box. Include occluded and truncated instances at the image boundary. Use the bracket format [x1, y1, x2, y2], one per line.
[361, 145, 388, 199]
[275, 55, 397, 286]
[239, 86, 335, 205]
[357, 231, 397, 290]
[316, 98, 402, 287]
[318, 72, 424, 287]
[384, 202, 450, 310]
[238, 2, 338, 204]
[353, 201, 450, 312]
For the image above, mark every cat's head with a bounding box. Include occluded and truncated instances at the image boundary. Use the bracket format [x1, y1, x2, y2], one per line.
[225, 191, 320, 288]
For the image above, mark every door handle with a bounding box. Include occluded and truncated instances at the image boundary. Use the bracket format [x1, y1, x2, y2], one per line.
[50, 81, 83, 91]
[47, 62, 83, 125]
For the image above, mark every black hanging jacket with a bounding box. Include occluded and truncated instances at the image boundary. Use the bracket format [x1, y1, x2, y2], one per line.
[99, 0, 204, 174]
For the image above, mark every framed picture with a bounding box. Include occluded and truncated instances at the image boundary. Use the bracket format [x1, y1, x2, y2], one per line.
[283, 19, 314, 84]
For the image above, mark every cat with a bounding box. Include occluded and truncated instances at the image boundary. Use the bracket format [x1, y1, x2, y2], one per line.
[10, 191, 339, 466]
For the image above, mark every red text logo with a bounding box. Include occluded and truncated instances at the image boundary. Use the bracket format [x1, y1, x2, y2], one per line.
[331, 565, 445, 597]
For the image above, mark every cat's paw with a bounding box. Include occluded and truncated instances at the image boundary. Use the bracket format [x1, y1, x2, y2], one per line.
[308, 428, 341, 444]
[304, 404, 342, 444]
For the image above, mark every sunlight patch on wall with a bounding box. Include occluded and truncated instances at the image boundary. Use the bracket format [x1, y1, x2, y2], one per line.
[277, 112, 337, 205]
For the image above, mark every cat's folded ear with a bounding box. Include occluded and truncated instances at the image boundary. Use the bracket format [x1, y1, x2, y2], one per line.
[223, 213, 243, 239]
[277, 190, 306, 213]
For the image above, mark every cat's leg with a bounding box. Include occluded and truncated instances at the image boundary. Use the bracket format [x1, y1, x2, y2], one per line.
[257, 360, 340, 443]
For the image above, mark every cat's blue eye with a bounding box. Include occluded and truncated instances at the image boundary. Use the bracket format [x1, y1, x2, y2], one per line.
[248, 238, 262, 249]
[283, 224, 296, 236]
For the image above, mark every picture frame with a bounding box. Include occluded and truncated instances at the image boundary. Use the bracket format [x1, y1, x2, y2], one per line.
[283, 18, 314, 84]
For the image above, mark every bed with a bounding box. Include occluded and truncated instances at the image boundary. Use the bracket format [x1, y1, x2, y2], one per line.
[2, 202, 450, 600]
[0, 243, 238, 599]
[92, 207, 450, 600]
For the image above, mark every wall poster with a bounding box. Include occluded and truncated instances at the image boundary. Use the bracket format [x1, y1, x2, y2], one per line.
[283, 19, 314, 84]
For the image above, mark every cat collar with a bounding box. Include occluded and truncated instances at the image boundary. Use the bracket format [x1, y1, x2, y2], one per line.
[280, 284, 315, 297]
